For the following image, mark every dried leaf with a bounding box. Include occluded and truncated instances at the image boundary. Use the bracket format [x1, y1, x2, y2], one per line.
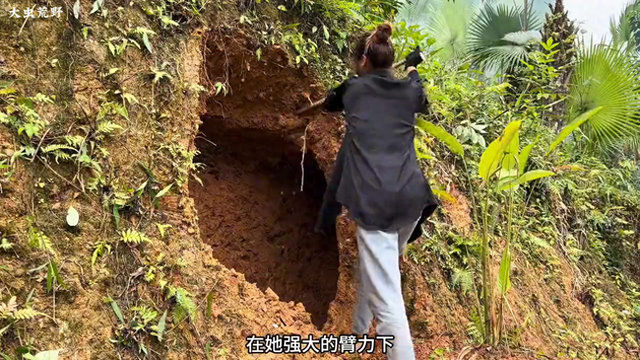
[73, 0, 80, 19]
[66, 205, 79, 227]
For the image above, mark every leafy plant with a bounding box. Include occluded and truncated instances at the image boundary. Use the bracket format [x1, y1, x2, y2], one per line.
[454, 119, 488, 147]
[166, 286, 197, 322]
[0, 237, 14, 251]
[567, 44, 640, 152]
[91, 240, 112, 268]
[121, 229, 150, 245]
[1, 296, 42, 338]
[610, 0, 640, 52]
[541, 0, 577, 83]
[476, 120, 557, 344]
[108, 297, 168, 355]
[468, 4, 542, 74]
[451, 267, 475, 295]
[130, 27, 156, 54]
[28, 223, 55, 256]
[159, 144, 203, 187]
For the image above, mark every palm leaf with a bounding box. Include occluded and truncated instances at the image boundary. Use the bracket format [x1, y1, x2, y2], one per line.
[610, 0, 640, 52]
[468, 4, 541, 72]
[547, 107, 604, 155]
[426, 0, 480, 61]
[567, 44, 640, 152]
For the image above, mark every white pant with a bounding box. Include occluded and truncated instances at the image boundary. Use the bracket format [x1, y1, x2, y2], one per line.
[352, 220, 418, 360]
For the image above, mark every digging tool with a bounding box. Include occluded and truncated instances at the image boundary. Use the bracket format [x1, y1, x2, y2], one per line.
[296, 52, 427, 115]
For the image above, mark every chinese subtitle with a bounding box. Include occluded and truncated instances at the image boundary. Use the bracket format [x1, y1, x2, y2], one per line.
[245, 334, 394, 354]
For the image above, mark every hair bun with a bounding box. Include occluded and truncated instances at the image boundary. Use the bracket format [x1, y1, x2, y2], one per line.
[372, 23, 392, 44]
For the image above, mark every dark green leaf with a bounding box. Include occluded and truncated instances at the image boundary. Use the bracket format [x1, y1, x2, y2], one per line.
[498, 249, 511, 295]
[206, 292, 213, 318]
[113, 205, 121, 230]
[16, 98, 34, 109]
[49, 260, 66, 289]
[107, 297, 125, 323]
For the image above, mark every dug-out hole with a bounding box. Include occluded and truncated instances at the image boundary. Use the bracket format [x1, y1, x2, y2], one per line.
[190, 117, 339, 328]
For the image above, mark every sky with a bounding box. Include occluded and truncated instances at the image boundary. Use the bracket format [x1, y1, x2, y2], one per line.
[563, 0, 631, 42]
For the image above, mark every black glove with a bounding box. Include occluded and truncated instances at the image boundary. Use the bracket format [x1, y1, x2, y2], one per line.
[405, 46, 424, 69]
[324, 80, 349, 112]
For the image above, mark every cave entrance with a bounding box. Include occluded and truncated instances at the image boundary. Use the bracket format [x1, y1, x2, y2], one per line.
[189, 118, 339, 328]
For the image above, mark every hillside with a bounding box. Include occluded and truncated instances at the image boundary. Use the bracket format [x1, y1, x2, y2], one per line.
[1, 0, 639, 359]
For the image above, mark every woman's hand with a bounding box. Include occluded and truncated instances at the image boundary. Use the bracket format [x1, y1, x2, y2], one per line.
[404, 47, 424, 69]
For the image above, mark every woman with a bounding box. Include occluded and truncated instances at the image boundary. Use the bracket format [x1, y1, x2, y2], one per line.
[315, 23, 439, 359]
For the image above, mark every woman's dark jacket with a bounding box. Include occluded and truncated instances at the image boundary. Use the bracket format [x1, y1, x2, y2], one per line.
[315, 69, 439, 244]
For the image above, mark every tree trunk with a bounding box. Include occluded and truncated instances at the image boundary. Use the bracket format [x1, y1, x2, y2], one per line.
[523, 0, 529, 30]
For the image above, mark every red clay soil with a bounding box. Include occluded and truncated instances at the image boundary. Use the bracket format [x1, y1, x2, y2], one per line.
[190, 122, 339, 328]
[190, 29, 354, 332]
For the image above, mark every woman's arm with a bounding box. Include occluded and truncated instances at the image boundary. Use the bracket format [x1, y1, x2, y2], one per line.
[407, 67, 429, 114]
[324, 80, 349, 112]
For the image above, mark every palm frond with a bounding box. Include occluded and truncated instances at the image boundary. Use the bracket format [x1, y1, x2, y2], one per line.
[610, 0, 640, 51]
[468, 4, 542, 72]
[427, 0, 480, 61]
[567, 44, 640, 152]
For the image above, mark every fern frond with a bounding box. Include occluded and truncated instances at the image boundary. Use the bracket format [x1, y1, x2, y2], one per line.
[64, 135, 85, 147]
[12, 308, 41, 320]
[97, 121, 123, 135]
[467, 307, 486, 344]
[52, 150, 72, 163]
[42, 144, 76, 153]
[0, 296, 18, 318]
[167, 286, 197, 322]
[452, 267, 475, 295]
[133, 306, 158, 326]
[28, 227, 55, 255]
[121, 229, 150, 245]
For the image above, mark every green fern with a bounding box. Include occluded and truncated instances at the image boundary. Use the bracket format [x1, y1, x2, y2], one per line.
[64, 135, 84, 147]
[467, 307, 486, 344]
[42, 144, 75, 153]
[451, 267, 475, 295]
[12, 308, 41, 320]
[132, 306, 158, 331]
[51, 150, 72, 163]
[42, 144, 76, 163]
[28, 224, 55, 255]
[167, 286, 197, 322]
[121, 229, 150, 245]
[96, 120, 123, 137]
